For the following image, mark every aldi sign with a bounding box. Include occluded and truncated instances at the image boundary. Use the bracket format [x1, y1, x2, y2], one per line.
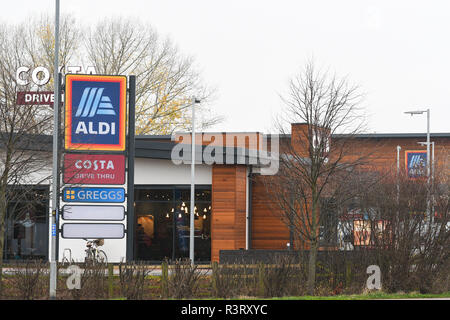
[63, 153, 125, 185]
[65, 74, 127, 151]
[63, 187, 125, 203]
[405, 150, 427, 178]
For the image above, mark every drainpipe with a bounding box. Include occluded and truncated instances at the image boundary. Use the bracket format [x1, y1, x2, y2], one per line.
[247, 166, 253, 250]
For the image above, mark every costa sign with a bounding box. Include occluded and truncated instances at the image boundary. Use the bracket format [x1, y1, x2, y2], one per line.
[16, 66, 97, 86]
[63, 154, 125, 185]
[65, 74, 127, 151]
[16, 91, 54, 105]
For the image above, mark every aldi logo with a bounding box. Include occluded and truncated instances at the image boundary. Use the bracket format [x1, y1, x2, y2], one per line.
[65, 74, 127, 151]
[405, 150, 427, 178]
[75, 87, 116, 117]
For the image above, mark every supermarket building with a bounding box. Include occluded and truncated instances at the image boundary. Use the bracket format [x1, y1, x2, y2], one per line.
[3, 123, 449, 263]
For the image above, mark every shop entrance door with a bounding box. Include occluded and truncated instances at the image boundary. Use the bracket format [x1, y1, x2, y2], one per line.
[135, 186, 211, 263]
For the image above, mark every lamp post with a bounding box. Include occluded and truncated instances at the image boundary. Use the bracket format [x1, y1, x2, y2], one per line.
[404, 109, 430, 179]
[418, 141, 435, 224]
[190, 97, 201, 265]
[404, 109, 431, 224]
[49, 0, 60, 300]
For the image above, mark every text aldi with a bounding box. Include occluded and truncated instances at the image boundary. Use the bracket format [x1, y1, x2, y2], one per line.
[65, 74, 126, 151]
[63, 153, 126, 185]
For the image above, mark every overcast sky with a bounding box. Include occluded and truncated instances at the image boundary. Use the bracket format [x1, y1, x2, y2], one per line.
[3, 0, 450, 134]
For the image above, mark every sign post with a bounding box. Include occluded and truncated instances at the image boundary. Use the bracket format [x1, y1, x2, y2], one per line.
[49, 0, 60, 300]
[126, 75, 136, 261]
[61, 73, 131, 264]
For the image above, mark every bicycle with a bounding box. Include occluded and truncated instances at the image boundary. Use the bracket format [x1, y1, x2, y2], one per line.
[83, 238, 107, 265]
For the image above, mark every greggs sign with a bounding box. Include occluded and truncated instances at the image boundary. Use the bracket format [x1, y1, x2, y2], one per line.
[65, 74, 127, 151]
[63, 154, 125, 185]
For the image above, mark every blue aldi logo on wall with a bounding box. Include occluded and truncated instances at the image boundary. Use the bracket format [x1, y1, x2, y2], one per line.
[405, 150, 427, 178]
[65, 74, 126, 151]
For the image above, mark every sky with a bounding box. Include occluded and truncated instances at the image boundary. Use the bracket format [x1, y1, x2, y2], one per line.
[2, 0, 450, 134]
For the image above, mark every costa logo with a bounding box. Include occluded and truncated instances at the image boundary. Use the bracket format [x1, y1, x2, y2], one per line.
[64, 154, 125, 185]
[74, 159, 115, 170]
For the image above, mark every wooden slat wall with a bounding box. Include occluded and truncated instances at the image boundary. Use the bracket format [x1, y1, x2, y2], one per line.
[251, 175, 291, 250]
[211, 165, 247, 262]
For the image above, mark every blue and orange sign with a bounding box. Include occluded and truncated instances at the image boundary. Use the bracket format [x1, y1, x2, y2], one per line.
[405, 150, 427, 178]
[65, 74, 127, 151]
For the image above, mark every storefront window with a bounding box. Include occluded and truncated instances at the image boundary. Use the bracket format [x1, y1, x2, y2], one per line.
[2, 187, 49, 260]
[135, 186, 211, 262]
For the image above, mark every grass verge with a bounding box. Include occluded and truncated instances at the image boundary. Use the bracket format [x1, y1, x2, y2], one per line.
[272, 291, 450, 300]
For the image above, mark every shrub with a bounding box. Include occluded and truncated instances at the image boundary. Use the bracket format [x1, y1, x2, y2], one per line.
[211, 261, 247, 298]
[11, 260, 47, 300]
[69, 262, 107, 300]
[261, 254, 302, 297]
[168, 259, 203, 299]
[119, 261, 153, 300]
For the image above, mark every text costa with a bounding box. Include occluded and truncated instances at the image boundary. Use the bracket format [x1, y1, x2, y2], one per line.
[74, 160, 115, 171]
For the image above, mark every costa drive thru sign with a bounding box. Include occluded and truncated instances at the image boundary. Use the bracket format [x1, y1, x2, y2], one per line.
[63, 153, 126, 185]
[65, 74, 127, 151]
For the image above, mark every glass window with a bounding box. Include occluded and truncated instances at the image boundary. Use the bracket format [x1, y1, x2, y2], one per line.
[134, 186, 211, 262]
[136, 202, 173, 261]
[3, 187, 48, 260]
[176, 188, 211, 202]
[135, 189, 172, 201]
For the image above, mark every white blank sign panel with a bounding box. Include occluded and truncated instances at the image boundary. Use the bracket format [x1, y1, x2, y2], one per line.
[62, 205, 125, 221]
[62, 223, 125, 239]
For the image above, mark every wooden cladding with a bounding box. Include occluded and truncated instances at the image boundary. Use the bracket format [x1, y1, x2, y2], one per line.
[251, 175, 291, 250]
[211, 165, 247, 262]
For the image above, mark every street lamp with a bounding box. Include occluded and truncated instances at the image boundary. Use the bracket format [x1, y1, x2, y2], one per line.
[404, 109, 432, 224]
[190, 97, 201, 265]
[418, 141, 435, 224]
[404, 109, 430, 179]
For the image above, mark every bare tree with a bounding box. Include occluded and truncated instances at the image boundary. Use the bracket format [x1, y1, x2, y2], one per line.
[263, 62, 371, 294]
[350, 159, 449, 293]
[0, 14, 221, 296]
[0, 22, 54, 295]
[84, 17, 222, 134]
